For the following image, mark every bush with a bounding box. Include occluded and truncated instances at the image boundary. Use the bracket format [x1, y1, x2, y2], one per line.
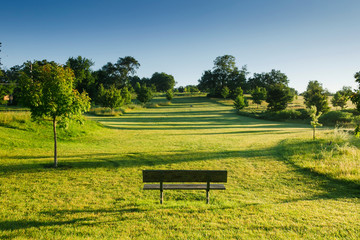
[263, 109, 302, 121]
[233, 95, 248, 110]
[319, 111, 353, 126]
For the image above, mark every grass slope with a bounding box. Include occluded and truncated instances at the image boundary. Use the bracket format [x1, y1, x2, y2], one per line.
[0, 96, 359, 239]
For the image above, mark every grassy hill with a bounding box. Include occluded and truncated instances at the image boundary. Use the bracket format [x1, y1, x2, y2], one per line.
[1, 96, 359, 239]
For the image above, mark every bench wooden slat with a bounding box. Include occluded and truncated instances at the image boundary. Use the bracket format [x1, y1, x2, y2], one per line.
[144, 184, 226, 190]
[143, 170, 227, 183]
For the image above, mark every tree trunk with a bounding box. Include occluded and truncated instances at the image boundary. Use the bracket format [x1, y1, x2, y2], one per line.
[53, 117, 58, 167]
[313, 127, 316, 140]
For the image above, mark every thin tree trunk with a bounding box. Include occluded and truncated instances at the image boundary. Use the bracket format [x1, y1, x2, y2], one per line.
[313, 127, 316, 140]
[53, 117, 58, 167]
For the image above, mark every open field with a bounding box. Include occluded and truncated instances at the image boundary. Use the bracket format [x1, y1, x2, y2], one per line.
[1, 96, 360, 239]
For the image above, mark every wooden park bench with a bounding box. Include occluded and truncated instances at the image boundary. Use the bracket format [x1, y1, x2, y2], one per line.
[143, 170, 227, 204]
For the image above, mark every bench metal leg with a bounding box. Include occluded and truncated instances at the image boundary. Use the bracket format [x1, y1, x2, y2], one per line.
[160, 182, 163, 204]
[206, 182, 210, 204]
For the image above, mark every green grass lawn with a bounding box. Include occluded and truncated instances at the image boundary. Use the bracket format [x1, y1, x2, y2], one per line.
[1, 96, 359, 239]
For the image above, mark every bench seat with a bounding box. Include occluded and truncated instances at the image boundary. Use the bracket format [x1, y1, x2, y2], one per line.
[144, 183, 226, 190]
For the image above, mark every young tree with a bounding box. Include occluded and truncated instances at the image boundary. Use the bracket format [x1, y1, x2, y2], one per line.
[266, 83, 294, 111]
[121, 86, 132, 105]
[251, 86, 267, 108]
[303, 80, 330, 113]
[166, 89, 174, 101]
[221, 86, 230, 99]
[233, 94, 248, 110]
[137, 85, 153, 104]
[98, 84, 124, 111]
[230, 86, 244, 100]
[19, 61, 90, 167]
[308, 105, 322, 140]
[331, 89, 351, 109]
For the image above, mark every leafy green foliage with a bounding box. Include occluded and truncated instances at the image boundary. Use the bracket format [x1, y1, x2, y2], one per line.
[233, 94, 248, 110]
[303, 80, 330, 113]
[121, 86, 132, 105]
[266, 83, 294, 111]
[97, 84, 124, 110]
[65, 56, 96, 99]
[150, 72, 175, 92]
[231, 87, 243, 99]
[319, 110, 353, 126]
[308, 106, 322, 140]
[331, 86, 352, 109]
[247, 69, 289, 91]
[94, 56, 140, 88]
[221, 86, 230, 99]
[198, 55, 248, 97]
[165, 89, 174, 101]
[137, 84, 153, 104]
[19, 61, 91, 166]
[184, 85, 199, 93]
[251, 86, 267, 107]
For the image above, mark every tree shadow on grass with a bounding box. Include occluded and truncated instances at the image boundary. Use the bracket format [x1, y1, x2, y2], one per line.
[0, 218, 91, 231]
[0, 148, 272, 175]
[274, 139, 360, 201]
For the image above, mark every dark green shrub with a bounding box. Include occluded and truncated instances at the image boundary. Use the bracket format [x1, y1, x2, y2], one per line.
[319, 111, 353, 126]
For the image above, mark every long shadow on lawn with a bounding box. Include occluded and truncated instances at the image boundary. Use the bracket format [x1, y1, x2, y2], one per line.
[0, 148, 273, 174]
[274, 139, 360, 201]
[0, 218, 91, 231]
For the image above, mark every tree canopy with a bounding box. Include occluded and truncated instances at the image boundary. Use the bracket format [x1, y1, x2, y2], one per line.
[247, 69, 289, 91]
[303, 80, 330, 113]
[19, 61, 91, 167]
[266, 83, 294, 111]
[150, 72, 175, 92]
[198, 55, 248, 97]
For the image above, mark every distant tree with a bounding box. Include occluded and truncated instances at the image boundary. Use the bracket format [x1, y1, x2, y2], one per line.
[266, 83, 294, 111]
[185, 85, 199, 93]
[19, 61, 90, 167]
[166, 89, 174, 101]
[251, 86, 267, 108]
[308, 105, 322, 140]
[95, 56, 140, 88]
[198, 55, 248, 97]
[247, 69, 289, 91]
[121, 86, 132, 105]
[233, 95, 248, 110]
[303, 80, 330, 113]
[65, 56, 95, 99]
[351, 71, 360, 111]
[221, 86, 230, 99]
[97, 84, 125, 110]
[231, 87, 243, 99]
[178, 86, 185, 93]
[137, 85, 153, 104]
[116, 56, 140, 82]
[150, 72, 175, 92]
[331, 87, 352, 109]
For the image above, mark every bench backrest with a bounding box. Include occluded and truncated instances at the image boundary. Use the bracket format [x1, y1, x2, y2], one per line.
[143, 170, 227, 183]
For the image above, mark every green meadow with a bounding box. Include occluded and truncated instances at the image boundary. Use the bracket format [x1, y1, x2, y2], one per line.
[1, 96, 360, 239]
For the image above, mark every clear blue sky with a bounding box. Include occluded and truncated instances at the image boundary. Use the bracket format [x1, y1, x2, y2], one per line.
[1, 0, 359, 92]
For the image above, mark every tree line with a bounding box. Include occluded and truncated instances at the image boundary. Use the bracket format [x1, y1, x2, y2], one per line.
[198, 55, 360, 113]
[0, 55, 176, 108]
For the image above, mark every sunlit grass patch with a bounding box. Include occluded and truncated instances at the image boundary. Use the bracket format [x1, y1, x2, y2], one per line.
[1, 95, 360, 239]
